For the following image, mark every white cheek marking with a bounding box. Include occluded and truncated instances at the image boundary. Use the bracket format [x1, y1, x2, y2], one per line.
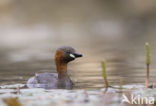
[70, 54, 75, 58]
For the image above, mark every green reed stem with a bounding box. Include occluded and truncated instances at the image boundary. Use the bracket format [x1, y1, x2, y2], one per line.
[146, 42, 150, 65]
[145, 42, 150, 89]
[101, 61, 109, 89]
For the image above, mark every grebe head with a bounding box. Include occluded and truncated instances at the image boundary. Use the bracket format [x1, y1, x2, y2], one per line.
[55, 46, 83, 63]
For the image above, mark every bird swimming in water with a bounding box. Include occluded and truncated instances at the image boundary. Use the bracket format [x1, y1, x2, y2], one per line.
[27, 46, 83, 90]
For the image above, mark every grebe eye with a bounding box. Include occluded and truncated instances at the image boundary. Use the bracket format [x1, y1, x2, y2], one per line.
[66, 51, 70, 54]
[69, 54, 75, 58]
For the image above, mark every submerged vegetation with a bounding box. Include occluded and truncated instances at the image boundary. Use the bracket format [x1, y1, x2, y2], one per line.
[3, 98, 21, 106]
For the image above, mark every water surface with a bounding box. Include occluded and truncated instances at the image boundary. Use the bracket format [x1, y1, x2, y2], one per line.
[0, 0, 156, 89]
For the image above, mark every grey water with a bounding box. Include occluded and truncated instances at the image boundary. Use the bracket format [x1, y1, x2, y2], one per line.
[0, 0, 156, 89]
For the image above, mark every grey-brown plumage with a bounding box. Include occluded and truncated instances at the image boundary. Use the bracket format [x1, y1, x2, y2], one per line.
[27, 46, 82, 89]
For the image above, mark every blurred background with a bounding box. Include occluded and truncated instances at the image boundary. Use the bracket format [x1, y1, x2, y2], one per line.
[0, 0, 156, 89]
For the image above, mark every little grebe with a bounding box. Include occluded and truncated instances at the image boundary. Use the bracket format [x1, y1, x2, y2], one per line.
[27, 46, 82, 89]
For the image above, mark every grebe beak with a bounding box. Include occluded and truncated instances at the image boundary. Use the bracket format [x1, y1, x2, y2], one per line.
[73, 53, 83, 58]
